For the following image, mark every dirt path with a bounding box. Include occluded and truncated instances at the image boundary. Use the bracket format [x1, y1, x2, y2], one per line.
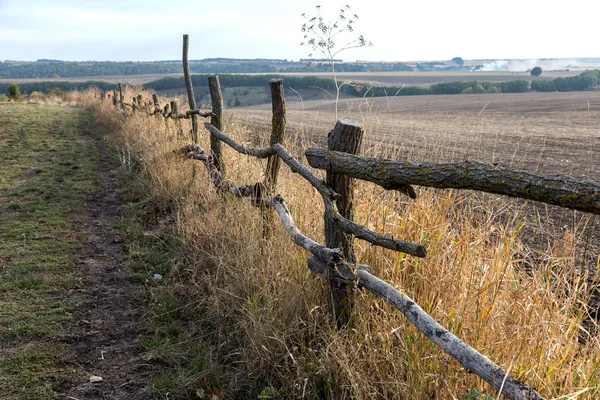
[0, 103, 150, 400]
[61, 121, 151, 399]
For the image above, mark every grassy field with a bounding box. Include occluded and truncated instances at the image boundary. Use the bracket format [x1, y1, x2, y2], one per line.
[101, 86, 600, 399]
[0, 103, 96, 399]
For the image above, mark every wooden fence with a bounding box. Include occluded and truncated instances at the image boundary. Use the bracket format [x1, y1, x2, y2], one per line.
[106, 34, 600, 400]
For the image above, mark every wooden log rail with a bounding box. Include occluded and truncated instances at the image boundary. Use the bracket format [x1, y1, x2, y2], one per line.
[304, 149, 600, 215]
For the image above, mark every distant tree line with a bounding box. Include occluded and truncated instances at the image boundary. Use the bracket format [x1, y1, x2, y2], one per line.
[144, 70, 599, 100]
[0, 60, 419, 79]
[3, 70, 598, 101]
[530, 70, 600, 92]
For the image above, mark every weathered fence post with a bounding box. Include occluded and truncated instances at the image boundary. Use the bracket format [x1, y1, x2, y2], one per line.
[208, 75, 225, 175]
[325, 119, 363, 328]
[171, 101, 184, 138]
[112, 90, 117, 106]
[182, 34, 198, 143]
[264, 79, 286, 192]
[261, 79, 287, 234]
[118, 83, 124, 110]
[152, 94, 159, 112]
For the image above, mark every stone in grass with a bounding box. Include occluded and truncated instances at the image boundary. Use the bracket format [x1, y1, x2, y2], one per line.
[89, 375, 104, 383]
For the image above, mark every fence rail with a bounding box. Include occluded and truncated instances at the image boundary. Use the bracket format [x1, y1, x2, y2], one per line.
[105, 34, 600, 400]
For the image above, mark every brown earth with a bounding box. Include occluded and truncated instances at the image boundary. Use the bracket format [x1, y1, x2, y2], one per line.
[60, 122, 151, 399]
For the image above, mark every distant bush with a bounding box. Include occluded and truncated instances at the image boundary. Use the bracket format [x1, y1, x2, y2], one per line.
[8, 83, 20, 100]
[429, 81, 469, 95]
[530, 66, 542, 76]
[451, 57, 465, 66]
[498, 80, 529, 93]
[530, 79, 556, 92]
[0, 94, 7, 102]
[46, 87, 64, 97]
[29, 91, 44, 100]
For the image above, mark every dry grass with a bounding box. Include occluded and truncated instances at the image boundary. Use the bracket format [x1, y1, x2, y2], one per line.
[87, 87, 600, 399]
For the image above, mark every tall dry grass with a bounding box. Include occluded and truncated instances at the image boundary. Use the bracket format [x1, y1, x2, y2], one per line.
[88, 89, 599, 399]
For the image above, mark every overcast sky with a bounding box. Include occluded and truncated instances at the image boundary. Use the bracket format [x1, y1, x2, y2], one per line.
[0, 0, 597, 62]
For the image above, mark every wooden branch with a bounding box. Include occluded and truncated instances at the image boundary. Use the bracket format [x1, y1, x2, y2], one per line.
[186, 144, 208, 161]
[307, 256, 357, 284]
[263, 195, 342, 265]
[306, 149, 600, 215]
[356, 268, 544, 400]
[273, 143, 426, 257]
[204, 123, 276, 158]
[329, 208, 427, 257]
[187, 109, 213, 118]
[185, 144, 263, 200]
[272, 143, 339, 200]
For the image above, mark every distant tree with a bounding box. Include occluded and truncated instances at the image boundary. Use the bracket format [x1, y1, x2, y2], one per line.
[8, 83, 20, 100]
[530, 66, 542, 76]
[451, 57, 464, 66]
[234, 97, 241, 107]
[301, 5, 372, 119]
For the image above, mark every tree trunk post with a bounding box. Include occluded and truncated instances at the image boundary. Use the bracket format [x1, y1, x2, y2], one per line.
[171, 101, 184, 138]
[112, 91, 117, 106]
[325, 119, 363, 328]
[182, 34, 198, 143]
[208, 74, 225, 175]
[264, 79, 286, 192]
[118, 83, 124, 110]
[152, 94, 159, 111]
[261, 79, 287, 234]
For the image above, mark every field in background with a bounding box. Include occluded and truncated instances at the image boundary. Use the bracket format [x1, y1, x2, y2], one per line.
[238, 91, 600, 178]
[0, 68, 584, 88]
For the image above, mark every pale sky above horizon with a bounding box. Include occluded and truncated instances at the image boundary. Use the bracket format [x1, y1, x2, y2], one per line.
[0, 0, 597, 63]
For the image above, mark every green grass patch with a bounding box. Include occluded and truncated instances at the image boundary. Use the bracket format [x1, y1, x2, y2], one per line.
[0, 103, 98, 399]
